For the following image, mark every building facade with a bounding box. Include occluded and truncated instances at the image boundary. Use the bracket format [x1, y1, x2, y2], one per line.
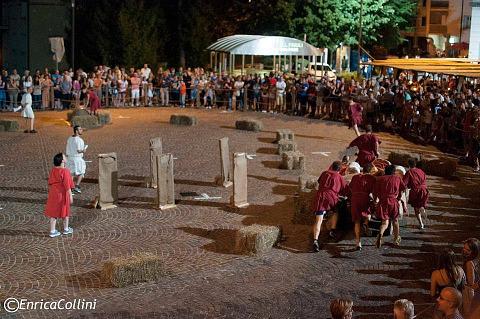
[0, 0, 71, 72]
[405, 0, 473, 57]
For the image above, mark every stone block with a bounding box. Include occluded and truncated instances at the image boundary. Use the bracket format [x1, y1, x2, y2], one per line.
[280, 151, 305, 170]
[0, 120, 19, 132]
[235, 118, 263, 132]
[102, 253, 168, 288]
[169, 114, 198, 126]
[298, 174, 318, 192]
[293, 191, 316, 225]
[275, 129, 294, 142]
[234, 224, 281, 255]
[277, 139, 297, 155]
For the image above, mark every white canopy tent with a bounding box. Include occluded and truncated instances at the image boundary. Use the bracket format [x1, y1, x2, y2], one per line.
[207, 35, 328, 76]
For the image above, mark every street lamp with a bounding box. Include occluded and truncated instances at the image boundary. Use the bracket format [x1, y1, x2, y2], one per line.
[71, 0, 75, 71]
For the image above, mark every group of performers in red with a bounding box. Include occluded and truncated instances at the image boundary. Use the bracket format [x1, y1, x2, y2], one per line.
[312, 125, 429, 252]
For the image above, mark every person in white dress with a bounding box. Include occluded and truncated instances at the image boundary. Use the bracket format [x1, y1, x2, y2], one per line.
[16, 87, 36, 133]
[66, 125, 87, 193]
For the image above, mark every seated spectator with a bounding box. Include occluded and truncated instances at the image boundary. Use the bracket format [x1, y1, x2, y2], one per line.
[462, 238, 480, 316]
[431, 249, 466, 299]
[435, 287, 464, 319]
[329, 298, 353, 319]
[393, 299, 415, 319]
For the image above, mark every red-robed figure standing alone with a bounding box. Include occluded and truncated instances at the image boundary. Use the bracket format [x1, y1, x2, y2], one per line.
[44, 153, 75, 238]
[403, 159, 429, 229]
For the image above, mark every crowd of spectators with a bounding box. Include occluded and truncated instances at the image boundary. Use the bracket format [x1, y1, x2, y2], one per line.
[1, 64, 478, 170]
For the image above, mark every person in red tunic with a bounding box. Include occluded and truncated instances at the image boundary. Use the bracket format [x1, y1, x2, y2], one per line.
[347, 162, 376, 250]
[403, 159, 429, 229]
[373, 165, 406, 248]
[348, 96, 363, 137]
[44, 153, 75, 238]
[348, 125, 381, 169]
[87, 88, 101, 115]
[312, 161, 348, 252]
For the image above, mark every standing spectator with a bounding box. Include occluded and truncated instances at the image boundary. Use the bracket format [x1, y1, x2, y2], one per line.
[276, 76, 286, 113]
[130, 73, 141, 107]
[373, 165, 406, 248]
[431, 249, 466, 300]
[93, 73, 103, 105]
[435, 287, 464, 319]
[329, 298, 353, 319]
[234, 76, 244, 111]
[160, 72, 170, 106]
[32, 76, 42, 109]
[60, 72, 72, 110]
[348, 96, 363, 137]
[119, 75, 128, 107]
[179, 79, 187, 108]
[312, 161, 348, 252]
[44, 153, 74, 238]
[462, 238, 480, 316]
[7, 77, 20, 111]
[0, 77, 6, 111]
[41, 74, 53, 109]
[21, 70, 33, 93]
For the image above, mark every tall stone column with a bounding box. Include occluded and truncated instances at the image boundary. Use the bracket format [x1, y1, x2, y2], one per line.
[156, 154, 176, 210]
[218, 137, 233, 187]
[149, 137, 163, 188]
[232, 152, 249, 208]
[98, 152, 118, 210]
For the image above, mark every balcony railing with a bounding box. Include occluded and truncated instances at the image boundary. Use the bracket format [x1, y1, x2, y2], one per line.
[429, 24, 447, 33]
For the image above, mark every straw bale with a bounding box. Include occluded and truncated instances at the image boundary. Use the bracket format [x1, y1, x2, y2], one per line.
[387, 151, 419, 167]
[70, 115, 100, 129]
[67, 109, 90, 122]
[277, 139, 297, 155]
[234, 225, 281, 255]
[235, 118, 263, 132]
[0, 119, 19, 132]
[102, 253, 168, 288]
[169, 114, 198, 126]
[298, 174, 318, 192]
[422, 158, 457, 178]
[275, 129, 294, 142]
[293, 191, 316, 225]
[96, 111, 111, 125]
[280, 151, 305, 170]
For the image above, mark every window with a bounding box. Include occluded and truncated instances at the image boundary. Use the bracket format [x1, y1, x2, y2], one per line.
[462, 16, 471, 29]
[421, 17, 426, 26]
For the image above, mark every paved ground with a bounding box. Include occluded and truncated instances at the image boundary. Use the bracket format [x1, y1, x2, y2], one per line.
[0, 107, 479, 319]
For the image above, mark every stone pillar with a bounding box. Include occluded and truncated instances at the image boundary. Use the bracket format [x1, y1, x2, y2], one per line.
[217, 137, 232, 187]
[232, 152, 248, 208]
[149, 137, 163, 188]
[98, 152, 118, 210]
[156, 154, 176, 210]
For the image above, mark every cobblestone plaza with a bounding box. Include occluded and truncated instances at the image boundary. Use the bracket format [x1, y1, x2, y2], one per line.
[1, 108, 479, 318]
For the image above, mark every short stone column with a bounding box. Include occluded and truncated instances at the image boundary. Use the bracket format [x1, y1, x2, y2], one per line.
[149, 137, 163, 188]
[277, 139, 297, 155]
[232, 152, 249, 208]
[156, 154, 176, 210]
[216, 137, 233, 187]
[275, 129, 294, 143]
[98, 152, 118, 210]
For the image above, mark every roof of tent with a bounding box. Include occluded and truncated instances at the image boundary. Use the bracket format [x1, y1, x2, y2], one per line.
[368, 58, 480, 77]
[207, 35, 323, 56]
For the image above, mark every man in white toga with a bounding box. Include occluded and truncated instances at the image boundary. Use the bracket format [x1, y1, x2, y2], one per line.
[66, 125, 87, 193]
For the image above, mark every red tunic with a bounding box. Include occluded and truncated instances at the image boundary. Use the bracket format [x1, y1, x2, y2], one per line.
[403, 167, 428, 208]
[349, 102, 363, 127]
[44, 167, 75, 218]
[312, 170, 347, 212]
[349, 133, 381, 168]
[88, 90, 101, 113]
[374, 175, 406, 220]
[348, 174, 376, 222]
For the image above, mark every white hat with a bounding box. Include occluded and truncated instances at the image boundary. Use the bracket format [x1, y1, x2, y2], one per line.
[348, 162, 361, 174]
[395, 165, 406, 176]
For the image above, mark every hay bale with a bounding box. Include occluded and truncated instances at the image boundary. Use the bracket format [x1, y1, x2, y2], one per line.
[96, 111, 111, 125]
[67, 109, 90, 122]
[170, 114, 198, 126]
[102, 253, 168, 288]
[275, 129, 294, 142]
[0, 119, 19, 132]
[281, 151, 305, 170]
[293, 191, 316, 225]
[298, 174, 318, 192]
[234, 225, 281, 255]
[235, 118, 263, 132]
[277, 139, 297, 155]
[387, 151, 419, 167]
[423, 158, 457, 178]
[70, 115, 100, 129]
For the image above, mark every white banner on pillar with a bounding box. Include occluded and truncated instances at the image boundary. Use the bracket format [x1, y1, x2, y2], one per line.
[49, 37, 65, 63]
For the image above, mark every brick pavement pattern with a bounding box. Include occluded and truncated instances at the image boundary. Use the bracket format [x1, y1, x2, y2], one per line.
[0, 108, 479, 319]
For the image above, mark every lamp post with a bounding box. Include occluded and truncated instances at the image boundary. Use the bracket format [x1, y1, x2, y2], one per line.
[357, 0, 363, 76]
[71, 0, 75, 71]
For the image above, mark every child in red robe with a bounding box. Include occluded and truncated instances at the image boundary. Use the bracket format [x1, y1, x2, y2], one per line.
[44, 153, 75, 238]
